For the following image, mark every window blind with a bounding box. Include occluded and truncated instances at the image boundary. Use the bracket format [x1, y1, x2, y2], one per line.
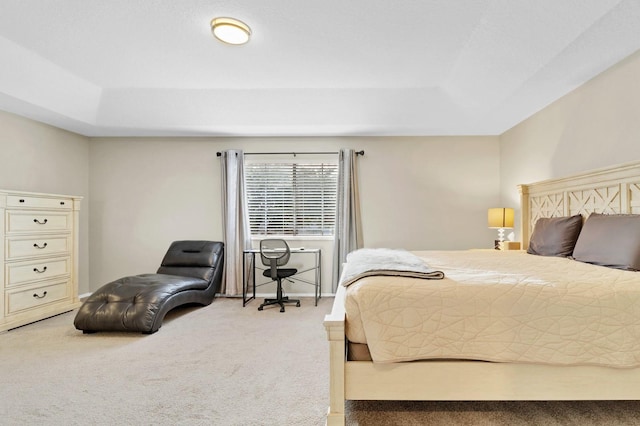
[245, 162, 338, 236]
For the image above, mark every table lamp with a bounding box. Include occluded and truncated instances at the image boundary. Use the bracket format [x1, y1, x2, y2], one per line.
[488, 207, 514, 249]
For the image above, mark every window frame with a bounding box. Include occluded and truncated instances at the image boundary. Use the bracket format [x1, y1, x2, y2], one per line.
[244, 155, 339, 238]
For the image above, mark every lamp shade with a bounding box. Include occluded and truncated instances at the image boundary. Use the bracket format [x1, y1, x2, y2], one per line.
[488, 208, 514, 229]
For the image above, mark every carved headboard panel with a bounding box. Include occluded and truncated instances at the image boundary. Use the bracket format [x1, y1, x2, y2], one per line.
[518, 161, 640, 248]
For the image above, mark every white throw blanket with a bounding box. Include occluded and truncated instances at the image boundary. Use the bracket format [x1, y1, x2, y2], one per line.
[340, 248, 445, 287]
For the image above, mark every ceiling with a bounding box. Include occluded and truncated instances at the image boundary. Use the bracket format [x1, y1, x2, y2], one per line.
[0, 0, 639, 137]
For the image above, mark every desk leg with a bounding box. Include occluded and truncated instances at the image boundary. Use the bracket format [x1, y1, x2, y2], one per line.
[242, 252, 256, 307]
[242, 252, 247, 306]
[252, 252, 256, 301]
[316, 250, 321, 306]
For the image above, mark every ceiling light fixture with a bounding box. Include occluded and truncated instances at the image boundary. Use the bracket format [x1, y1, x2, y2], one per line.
[211, 17, 251, 45]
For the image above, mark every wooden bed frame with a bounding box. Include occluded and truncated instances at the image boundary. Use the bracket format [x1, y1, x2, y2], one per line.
[323, 160, 640, 425]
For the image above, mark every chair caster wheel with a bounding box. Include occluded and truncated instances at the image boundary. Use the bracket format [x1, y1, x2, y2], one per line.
[280, 308, 285, 313]
[296, 302, 301, 307]
[258, 306, 263, 311]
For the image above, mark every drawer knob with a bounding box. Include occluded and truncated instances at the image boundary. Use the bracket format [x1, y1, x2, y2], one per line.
[33, 291, 48, 299]
[19, 199, 25, 203]
[33, 266, 48, 273]
[60, 201, 65, 206]
[33, 218, 48, 225]
[33, 242, 48, 249]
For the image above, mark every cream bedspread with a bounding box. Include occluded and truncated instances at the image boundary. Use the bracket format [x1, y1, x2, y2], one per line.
[344, 250, 640, 367]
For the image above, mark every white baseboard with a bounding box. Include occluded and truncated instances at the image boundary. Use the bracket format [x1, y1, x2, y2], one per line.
[81, 291, 336, 301]
[78, 292, 92, 301]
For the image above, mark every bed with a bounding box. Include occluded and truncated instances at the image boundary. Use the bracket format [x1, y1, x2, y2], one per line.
[323, 160, 640, 425]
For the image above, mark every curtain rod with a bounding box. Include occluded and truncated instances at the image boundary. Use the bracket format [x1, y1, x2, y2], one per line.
[216, 150, 364, 157]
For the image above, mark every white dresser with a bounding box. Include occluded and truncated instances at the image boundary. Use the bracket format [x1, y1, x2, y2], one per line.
[0, 190, 82, 332]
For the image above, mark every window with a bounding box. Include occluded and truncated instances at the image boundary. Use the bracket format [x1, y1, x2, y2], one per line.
[245, 160, 338, 236]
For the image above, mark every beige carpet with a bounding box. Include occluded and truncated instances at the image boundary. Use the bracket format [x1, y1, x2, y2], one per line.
[2, 297, 640, 426]
[0, 297, 332, 426]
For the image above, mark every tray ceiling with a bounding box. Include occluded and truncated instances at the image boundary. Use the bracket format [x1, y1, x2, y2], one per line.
[0, 0, 639, 137]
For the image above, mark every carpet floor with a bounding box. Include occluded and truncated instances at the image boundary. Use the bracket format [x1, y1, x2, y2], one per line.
[2, 296, 640, 425]
[0, 297, 331, 426]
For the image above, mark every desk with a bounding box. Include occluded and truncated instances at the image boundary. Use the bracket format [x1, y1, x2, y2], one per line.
[242, 247, 321, 307]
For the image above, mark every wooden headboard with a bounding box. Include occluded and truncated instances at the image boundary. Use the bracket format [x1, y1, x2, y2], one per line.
[518, 160, 640, 248]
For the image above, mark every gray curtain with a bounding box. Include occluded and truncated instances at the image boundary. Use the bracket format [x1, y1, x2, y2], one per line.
[332, 148, 363, 291]
[221, 150, 251, 296]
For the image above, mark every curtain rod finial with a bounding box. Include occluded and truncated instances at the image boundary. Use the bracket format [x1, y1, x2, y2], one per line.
[216, 152, 222, 157]
[356, 150, 365, 156]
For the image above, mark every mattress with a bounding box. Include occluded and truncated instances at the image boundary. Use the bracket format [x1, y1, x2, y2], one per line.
[344, 250, 640, 367]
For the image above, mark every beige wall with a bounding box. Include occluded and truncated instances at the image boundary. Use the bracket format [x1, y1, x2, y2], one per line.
[0, 110, 90, 294]
[89, 136, 500, 293]
[500, 49, 640, 237]
[88, 138, 221, 291]
[0, 111, 501, 297]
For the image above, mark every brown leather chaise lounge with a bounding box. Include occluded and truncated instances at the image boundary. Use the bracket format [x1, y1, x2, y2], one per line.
[74, 240, 224, 334]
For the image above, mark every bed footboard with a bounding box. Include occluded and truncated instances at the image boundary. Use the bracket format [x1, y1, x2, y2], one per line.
[324, 275, 640, 426]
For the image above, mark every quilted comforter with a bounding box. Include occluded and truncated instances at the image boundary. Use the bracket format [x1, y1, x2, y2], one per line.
[344, 250, 640, 367]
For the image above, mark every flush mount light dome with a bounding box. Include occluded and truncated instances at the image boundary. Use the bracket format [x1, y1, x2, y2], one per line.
[211, 17, 251, 45]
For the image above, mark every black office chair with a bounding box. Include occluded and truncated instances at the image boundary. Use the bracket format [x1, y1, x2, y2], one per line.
[258, 239, 301, 313]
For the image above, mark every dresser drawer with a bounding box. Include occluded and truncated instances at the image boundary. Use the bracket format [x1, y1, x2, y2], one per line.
[6, 281, 69, 315]
[6, 236, 71, 260]
[6, 195, 72, 210]
[7, 195, 73, 210]
[6, 211, 72, 233]
[6, 257, 70, 287]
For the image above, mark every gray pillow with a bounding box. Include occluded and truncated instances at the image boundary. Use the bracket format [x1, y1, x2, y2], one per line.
[527, 215, 583, 257]
[572, 213, 640, 271]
